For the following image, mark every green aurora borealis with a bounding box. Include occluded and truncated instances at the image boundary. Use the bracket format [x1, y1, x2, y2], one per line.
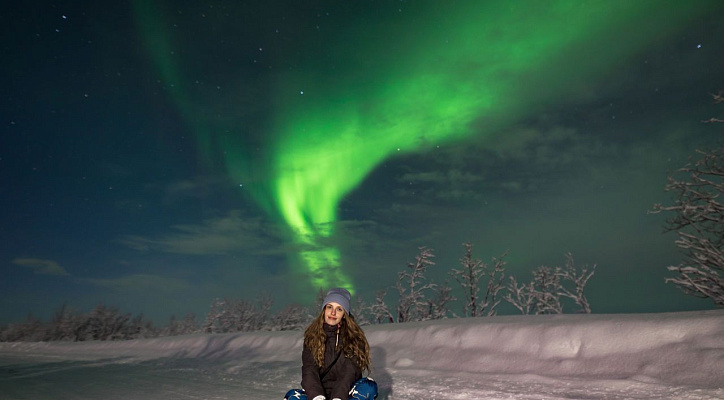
[131, 1, 712, 293]
[2, 0, 724, 325]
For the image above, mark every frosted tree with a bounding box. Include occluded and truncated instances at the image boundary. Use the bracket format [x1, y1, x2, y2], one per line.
[122, 313, 155, 340]
[163, 312, 198, 336]
[504, 277, 535, 315]
[0, 314, 46, 342]
[203, 298, 226, 333]
[651, 145, 724, 306]
[273, 303, 309, 331]
[450, 243, 508, 317]
[451, 243, 484, 317]
[48, 304, 81, 341]
[505, 253, 597, 314]
[79, 304, 130, 341]
[505, 269, 562, 315]
[204, 294, 276, 333]
[482, 253, 508, 316]
[426, 281, 456, 320]
[177, 312, 199, 334]
[2, 306, 158, 342]
[556, 253, 596, 313]
[532, 266, 563, 314]
[370, 290, 394, 324]
[352, 296, 372, 326]
[255, 294, 274, 330]
[396, 247, 436, 322]
[222, 298, 260, 332]
[164, 315, 180, 336]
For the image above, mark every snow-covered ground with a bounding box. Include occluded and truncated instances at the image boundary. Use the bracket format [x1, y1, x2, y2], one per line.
[1, 310, 722, 400]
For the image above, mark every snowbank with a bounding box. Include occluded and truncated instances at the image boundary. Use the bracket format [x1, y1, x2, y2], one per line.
[365, 310, 724, 387]
[1, 310, 722, 393]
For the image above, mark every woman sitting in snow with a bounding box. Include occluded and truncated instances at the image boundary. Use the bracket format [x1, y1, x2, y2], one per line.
[285, 288, 377, 400]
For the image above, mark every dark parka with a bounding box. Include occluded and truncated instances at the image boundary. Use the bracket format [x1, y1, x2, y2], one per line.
[301, 323, 362, 400]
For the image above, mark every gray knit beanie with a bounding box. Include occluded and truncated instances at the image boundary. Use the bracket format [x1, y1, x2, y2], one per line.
[323, 288, 351, 314]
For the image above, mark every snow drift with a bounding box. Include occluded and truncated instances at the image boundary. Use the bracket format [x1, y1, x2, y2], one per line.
[368, 310, 724, 387]
[1, 310, 722, 399]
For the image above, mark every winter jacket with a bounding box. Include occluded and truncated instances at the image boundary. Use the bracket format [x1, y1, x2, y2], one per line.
[301, 323, 362, 400]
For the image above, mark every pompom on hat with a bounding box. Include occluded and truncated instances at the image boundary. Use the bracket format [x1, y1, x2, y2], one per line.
[323, 288, 351, 314]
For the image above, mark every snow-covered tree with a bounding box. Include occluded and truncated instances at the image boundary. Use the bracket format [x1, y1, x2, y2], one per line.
[203, 298, 264, 333]
[352, 295, 372, 326]
[504, 277, 535, 315]
[162, 312, 198, 336]
[163, 315, 179, 336]
[177, 312, 199, 335]
[203, 294, 276, 333]
[122, 313, 155, 340]
[255, 294, 274, 331]
[426, 282, 456, 320]
[505, 254, 596, 314]
[75, 304, 130, 341]
[76, 304, 131, 341]
[272, 303, 309, 331]
[225, 298, 261, 332]
[451, 243, 484, 317]
[203, 298, 226, 333]
[450, 243, 507, 317]
[370, 290, 394, 324]
[0, 314, 46, 342]
[48, 304, 81, 341]
[505, 269, 562, 315]
[556, 253, 596, 313]
[396, 247, 436, 322]
[532, 266, 563, 314]
[651, 146, 724, 307]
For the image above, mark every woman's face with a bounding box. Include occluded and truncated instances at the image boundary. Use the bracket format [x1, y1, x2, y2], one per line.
[324, 302, 345, 325]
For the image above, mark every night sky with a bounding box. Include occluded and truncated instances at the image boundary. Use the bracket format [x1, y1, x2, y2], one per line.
[2, 0, 723, 325]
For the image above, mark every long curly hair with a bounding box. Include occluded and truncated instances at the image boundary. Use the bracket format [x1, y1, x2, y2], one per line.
[303, 309, 371, 373]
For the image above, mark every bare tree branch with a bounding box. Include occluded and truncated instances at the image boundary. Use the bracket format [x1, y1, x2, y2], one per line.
[396, 247, 436, 322]
[651, 145, 724, 307]
[556, 253, 596, 313]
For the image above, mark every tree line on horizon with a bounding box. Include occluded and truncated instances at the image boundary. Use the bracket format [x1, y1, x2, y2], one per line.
[0, 244, 597, 342]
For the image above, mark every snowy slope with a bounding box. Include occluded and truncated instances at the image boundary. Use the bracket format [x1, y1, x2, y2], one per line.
[1, 310, 722, 400]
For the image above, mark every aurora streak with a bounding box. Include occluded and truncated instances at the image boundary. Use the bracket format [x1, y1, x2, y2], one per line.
[132, 1, 708, 294]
